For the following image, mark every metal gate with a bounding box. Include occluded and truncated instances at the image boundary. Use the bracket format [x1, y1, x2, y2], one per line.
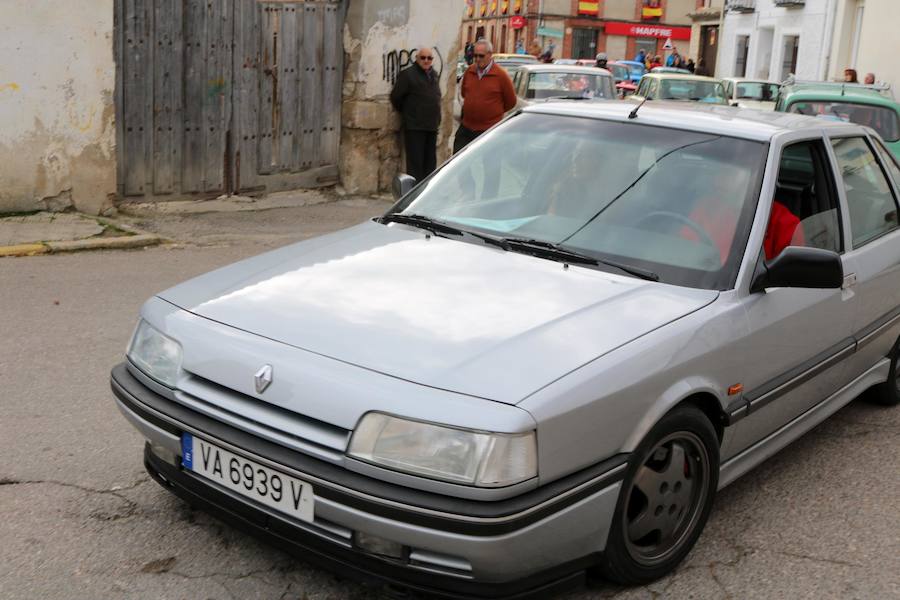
[114, 0, 345, 201]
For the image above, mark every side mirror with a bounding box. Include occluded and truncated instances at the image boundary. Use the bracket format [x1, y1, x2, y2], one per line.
[750, 247, 844, 293]
[392, 174, 417, 200]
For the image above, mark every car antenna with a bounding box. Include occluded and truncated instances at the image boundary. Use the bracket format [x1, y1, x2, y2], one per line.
[628, 97, 649, 119]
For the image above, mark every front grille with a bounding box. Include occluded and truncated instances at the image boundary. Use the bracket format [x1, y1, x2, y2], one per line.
[174, 372, 350, 463]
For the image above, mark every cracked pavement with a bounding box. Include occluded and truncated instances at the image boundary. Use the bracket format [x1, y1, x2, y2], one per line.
[1, 198, 898, 599]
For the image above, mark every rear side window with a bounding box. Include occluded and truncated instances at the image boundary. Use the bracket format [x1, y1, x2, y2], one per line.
[790, 101, 900, 142]
[831, 137, 900, 247]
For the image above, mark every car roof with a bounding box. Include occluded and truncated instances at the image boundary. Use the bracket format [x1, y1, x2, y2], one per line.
[721, 77, 780, 85]
[779, 83, 898, 107]
[520, 100, 863, 142]
[616, 60, 645, 67]
[493, 54, 538, 61]
[516, 64, 612, 76]
[641, 73, 722, 82]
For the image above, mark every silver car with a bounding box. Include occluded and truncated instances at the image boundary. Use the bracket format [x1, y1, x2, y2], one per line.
[511, 64, 616, 111]
[112, 102, 900, 597]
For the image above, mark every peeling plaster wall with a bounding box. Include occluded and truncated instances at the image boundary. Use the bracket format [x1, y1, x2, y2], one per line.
[0, 2, 116, 215]
[340, 0, 463, 195]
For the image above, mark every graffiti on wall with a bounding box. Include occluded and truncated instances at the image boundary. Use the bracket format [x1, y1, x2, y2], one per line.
[382, 47, 444, 85]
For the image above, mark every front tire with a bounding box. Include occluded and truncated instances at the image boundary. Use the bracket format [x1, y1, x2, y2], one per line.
[867, 336, 900, 407]
[597, 405, 719, 585]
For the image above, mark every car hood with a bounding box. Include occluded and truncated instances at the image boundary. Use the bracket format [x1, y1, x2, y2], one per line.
[159, 221, 718, 404]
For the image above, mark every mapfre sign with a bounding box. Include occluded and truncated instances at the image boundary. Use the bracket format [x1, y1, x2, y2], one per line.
[604, 22, 691, 41]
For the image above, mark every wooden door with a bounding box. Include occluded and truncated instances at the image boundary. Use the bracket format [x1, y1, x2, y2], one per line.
[115, 0, 344, 201]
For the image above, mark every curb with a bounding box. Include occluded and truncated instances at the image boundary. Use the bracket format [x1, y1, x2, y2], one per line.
[0, 234, 161, 258]
[0, 243, 49, 257]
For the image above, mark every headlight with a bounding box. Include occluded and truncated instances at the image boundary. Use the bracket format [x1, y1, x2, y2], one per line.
[347, 413, 537, 487]
[127, 320, 183, 388]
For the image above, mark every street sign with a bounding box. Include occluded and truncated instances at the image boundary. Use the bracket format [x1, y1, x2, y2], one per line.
[662, 38, 674, 50]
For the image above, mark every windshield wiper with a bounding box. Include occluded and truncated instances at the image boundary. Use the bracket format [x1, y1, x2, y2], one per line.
[381, 213, 509, 249]
[503, 238, 659, 281]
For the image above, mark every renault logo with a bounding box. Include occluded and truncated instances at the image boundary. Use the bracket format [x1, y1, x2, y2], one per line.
[254, 365, 273, 394]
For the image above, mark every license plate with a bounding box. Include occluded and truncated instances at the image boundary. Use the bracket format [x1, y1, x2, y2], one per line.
[181, 433, 314, 523]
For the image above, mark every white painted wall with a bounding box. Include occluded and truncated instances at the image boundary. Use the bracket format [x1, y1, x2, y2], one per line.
[719, 0, 835, 82]
[348, 1, 462, 101]
[0, 1, 116, 214]
[830, 0, 900, 91]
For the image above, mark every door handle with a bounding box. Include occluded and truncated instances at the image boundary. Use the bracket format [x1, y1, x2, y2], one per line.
[842, 273, 857, 289]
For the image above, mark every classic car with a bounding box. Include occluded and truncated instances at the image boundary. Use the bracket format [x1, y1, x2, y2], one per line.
[775, 79, 900, 159]
[721, 77, 781, 111]
[510, 64, 616, 110]
[633, 73, 728, 105]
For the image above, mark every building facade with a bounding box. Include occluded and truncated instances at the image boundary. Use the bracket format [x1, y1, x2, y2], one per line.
[460, 0, 696, 63]
[827, 0, 900, 91]
[718, 0, 836, 82]
[688, 0, 724, 74]
[0, 0, 462, 212]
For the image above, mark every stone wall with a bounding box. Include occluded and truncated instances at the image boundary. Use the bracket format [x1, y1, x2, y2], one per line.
[0, 1, 116, 215]
[340, 0, 463, 195]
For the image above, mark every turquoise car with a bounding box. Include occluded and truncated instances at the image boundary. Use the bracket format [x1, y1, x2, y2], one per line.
[775, 81, 900, 159]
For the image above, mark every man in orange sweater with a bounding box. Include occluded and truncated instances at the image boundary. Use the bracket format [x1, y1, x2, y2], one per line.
[453, 39, 517, 154]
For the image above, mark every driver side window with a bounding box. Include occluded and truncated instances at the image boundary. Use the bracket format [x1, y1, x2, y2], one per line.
[770, 140, 842, 259]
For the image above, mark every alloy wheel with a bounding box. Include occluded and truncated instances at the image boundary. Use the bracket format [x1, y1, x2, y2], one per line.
[622, 431, 711, 567]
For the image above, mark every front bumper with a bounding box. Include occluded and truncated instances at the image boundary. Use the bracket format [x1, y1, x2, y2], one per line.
[111, 363, 627, 599]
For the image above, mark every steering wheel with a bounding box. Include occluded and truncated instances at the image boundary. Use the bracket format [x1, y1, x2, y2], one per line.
[637, 210, 718, 250]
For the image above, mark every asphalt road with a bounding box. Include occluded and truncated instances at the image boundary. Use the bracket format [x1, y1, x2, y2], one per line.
[1, 198, 898, 600]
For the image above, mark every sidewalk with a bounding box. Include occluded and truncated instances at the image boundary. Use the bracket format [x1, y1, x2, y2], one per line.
[0, 188, 389, 257]
[0, 212, 161, 257]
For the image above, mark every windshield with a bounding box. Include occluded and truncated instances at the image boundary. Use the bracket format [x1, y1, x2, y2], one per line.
[609, 64, 630, 81]
[736, 82, 780, 101]
[526, 72, 613, 99]
[659, 80, 727, 104]
[627, 64, 645, 78]
[391, 113, 766, 290]
[788, 101, 900, 142]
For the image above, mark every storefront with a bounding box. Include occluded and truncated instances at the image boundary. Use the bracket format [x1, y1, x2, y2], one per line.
[603, 22, 692, 62]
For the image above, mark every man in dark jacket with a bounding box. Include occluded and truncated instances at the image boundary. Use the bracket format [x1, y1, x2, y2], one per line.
[390, 47, 442, 182]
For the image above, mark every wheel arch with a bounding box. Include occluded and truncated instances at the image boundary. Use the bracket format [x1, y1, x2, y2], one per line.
[621, 380, 728, 452]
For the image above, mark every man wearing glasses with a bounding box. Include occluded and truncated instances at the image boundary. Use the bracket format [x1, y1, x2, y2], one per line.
[454, 39, 516, 154]
[390, 46, 442, 182]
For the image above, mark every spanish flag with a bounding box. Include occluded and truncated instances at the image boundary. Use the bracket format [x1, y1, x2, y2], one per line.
[578, 1, 600, 16]
[642, 7, 663, 18]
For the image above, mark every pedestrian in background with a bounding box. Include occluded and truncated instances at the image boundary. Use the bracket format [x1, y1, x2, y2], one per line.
[390, 46, 442, 182]
[595, 52, 608, 70]
[864, 72, 876, 84]
[454, 39, 516, 154]
[666, 48, 681, 68]
[685, 58, 695, 73]
[515, 39, 525, 55]
[649, 55, 663, 70]
[844, 68, 859, 83]
[465, 41, 475, 65]
[634, 49, 646, 65]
